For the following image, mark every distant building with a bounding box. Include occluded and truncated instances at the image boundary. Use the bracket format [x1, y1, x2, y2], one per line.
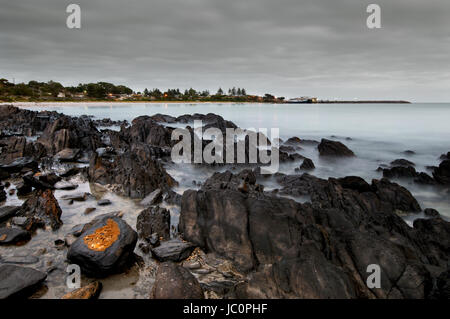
[57, 92, 66, 98]
[287, 96, 318, 104]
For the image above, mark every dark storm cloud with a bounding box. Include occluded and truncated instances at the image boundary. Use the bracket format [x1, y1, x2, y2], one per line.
[0, 0, 449, 101]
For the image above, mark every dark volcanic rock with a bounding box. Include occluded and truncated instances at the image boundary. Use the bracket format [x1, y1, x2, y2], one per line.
[433, 160, 450, 185]
[0, 227, 31, 245]
[179, 170, 445, 298]
[54, 148, 80, 162]
[391, 159, 415, 167]
[424, 208, 440, 218]
[136, 206, 170, 240]
[0, 157, 38, 173]
[151, 262, 204, 299]
[0, 136, 46, 164]
[38, 115, 102, 155]
[317, 138, 355, 157]
[300, 158, 315, 170]
[88, 142, 177, 199]
[97, 199, 112, 206]
[383, 166, 418, 179]
[0, 206, 21, 223]
[150, 239, 195, 262]
[17, 189, 63, 231]
[15, 181, 32, 196]
[67, 215, 137, 276]
[140, 188, 163, 207]
[0, 265, 47, 298]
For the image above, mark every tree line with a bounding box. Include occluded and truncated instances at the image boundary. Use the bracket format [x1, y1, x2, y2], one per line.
[0, 78, 284, 103]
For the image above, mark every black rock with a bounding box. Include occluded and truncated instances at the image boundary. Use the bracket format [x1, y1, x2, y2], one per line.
[433, 160, 450, 185]
[136, 206, 170, 240]
[139, 188, 163, 207]
[150, 239, 195, 262]
[16, 181, 32, 196]
[97, 199, 112, 206]
[67, 215, 137, 276]
[17, 189, 63, 231]
[317, 139, 355, 157]
[0, 227, 31, 245]
[424, 208, 440, 218]
[391, 158, 415, 167]
[0, 265, 47, 298]
[300, 158, 315, 170]
[54, 148, 80, 162]
[151, 262, 204, 299]
[383, 166, 418, 179]
[0, 157, 38, 173]
[0, 206, 21, 223]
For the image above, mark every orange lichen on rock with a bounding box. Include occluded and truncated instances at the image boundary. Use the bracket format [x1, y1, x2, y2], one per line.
[83, 219, 120, 252]
[0, 234, 7, 241]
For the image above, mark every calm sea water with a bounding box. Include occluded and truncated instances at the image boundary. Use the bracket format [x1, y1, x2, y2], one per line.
[18, 102, 450, 218]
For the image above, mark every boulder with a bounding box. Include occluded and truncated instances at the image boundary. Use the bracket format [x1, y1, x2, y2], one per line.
[140, 188, 163, 207]
[151, 262, 204, 299]
[433, 160, 450, 185]
[0, 227, 31, 245]
[17, 189, 63, 231]
[0, 157, 38, 173]
[88, 142, 177, 199]
[390, 159, 415, 167]
[67, 215, 137, 276]
[136, 206, 170, 240]
[317, 139, 355, 157]
[54, 148, 80, 162]
[300, 158, 315, 170]
[179, 170, 445, 298]
[61, 281, 102, 299]
[150, 239, 195, 262]
[424, 208, 440, 218]
[0, 265, 47, 298]
[0, 206, 21, 223]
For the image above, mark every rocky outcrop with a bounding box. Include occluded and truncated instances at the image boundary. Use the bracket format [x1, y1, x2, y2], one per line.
[179, 170, 447, 298]
[317, 138, 355, 157]
[151, 262, 204, 299]
[17, 189, 63, 231]
[38, 115, 102, 155]
[136, 206, 170, 240]
[0, 136, 46, 164]
[0, 265, 47, 298]
[67, 215, 137, 276]
[88, 142, 177, 199]
[433, 160, 450, 185]
[300, 158, 315, 170]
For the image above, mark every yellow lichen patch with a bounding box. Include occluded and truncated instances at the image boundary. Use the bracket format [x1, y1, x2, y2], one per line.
[0, 234, 7, 241]
[83, 219, 120, 252]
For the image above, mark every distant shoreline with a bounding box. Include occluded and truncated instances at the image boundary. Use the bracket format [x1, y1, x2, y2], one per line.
[4, 100, 414, 107]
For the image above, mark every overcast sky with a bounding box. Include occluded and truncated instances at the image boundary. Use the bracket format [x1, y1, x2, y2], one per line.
[1, 0, 449, 101]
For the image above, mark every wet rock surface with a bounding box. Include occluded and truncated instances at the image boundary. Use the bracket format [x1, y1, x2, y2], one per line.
[67, 215, 137, 276]
[180, 170, 448, 298]
[0, 264, 47, 298]
[136, 206, 170, 240]
[17, 189, 63, 231]
[150, 239, 196, 262]
[61, 281, 102, 299]
[317, 138, 355, 157]
[151, 262, 204, 299]
[0, 227, 31, 245]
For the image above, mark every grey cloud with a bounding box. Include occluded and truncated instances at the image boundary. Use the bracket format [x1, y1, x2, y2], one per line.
[0, 0, 449, 101]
